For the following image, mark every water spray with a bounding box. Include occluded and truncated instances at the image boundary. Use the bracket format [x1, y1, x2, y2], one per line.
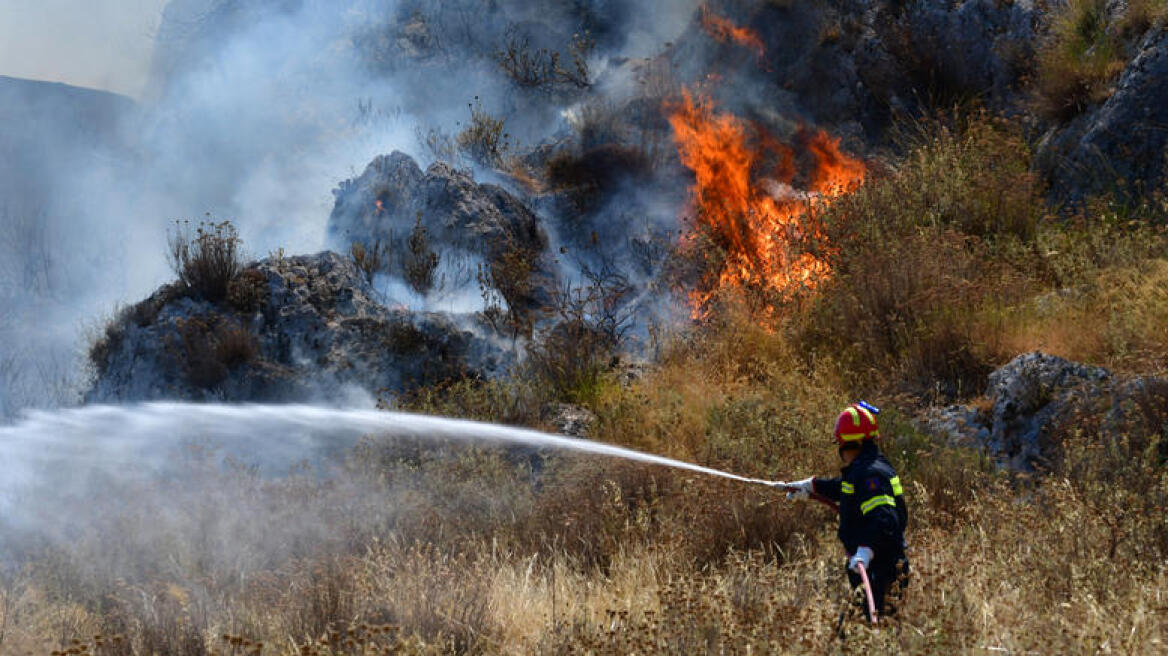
[0, 402, 785, 488]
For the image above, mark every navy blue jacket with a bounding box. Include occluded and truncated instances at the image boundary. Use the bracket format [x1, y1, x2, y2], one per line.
[813, 442, 908, 555]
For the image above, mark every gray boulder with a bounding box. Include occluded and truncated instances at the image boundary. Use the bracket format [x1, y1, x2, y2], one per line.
[920, 351, 1166, 470]
[327, 151, 556, 308]
[1038, 28, 1168, 200]
[87, 252, 507, 404]
[983, 352, 1111, 468]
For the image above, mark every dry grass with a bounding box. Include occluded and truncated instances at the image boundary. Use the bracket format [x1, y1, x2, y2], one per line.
[792, 115, 1045, 400]
[1033, 0, 1168, 121]
[22, 113, 1168, 656]
[8, 310, 1168, 653]
[788, 114, 1168, 399]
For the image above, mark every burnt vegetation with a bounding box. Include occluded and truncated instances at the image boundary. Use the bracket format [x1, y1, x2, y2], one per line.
[167, 220, 245, 303]
[494, 29, 595, 92]
[44, 0, 1168, 653]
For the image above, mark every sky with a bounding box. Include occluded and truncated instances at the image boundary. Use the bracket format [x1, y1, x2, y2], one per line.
[0, 0, 167, 98]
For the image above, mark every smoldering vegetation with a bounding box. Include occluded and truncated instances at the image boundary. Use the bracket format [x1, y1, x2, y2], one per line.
[3, 0, 1168, 653]
[0, 0, 704, 417]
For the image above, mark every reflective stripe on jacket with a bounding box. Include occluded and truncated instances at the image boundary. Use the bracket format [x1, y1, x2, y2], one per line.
[812, 442, 908, 554]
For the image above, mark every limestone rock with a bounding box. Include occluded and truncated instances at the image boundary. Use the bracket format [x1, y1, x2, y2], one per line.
[87, 252, 508, 403]
[920, 351, 1166, 471]
[327, 151, 556, 308]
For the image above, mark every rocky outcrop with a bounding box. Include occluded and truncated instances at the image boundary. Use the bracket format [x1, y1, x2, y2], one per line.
[921, 352, 1167, 470]
[1038, 28, 1168, 200]
[87, 252, 508, 404]
[328, 151, 556, 308]
[666, 0, 1039, 142]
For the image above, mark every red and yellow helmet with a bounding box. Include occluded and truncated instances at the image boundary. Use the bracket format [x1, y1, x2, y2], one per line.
[834, 402, 879, 445]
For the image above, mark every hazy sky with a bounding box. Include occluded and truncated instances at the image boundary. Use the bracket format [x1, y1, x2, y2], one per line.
[0, 0, 168, 98]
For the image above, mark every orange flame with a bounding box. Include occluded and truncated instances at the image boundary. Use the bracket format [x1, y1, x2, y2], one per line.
[667, 90, 865, 318]
[700, 6, 765, 59]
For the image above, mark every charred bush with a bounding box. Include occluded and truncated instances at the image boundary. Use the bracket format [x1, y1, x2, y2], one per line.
[494, 30, 593, 92]
[125, 297, 162, 328]
[524, 267, 633, 402]
[477, 239, 539, 340]
[545, 144, 653, 214]
[167, 220, 244, 303]
[88, 320, 126, 378]
[349, 240, 391, 286]
[169, 315, 257, 389]
[404, 216, 440, 295]
[226, 267, 269, 314]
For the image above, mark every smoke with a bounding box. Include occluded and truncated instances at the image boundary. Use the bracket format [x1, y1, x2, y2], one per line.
[0, 0, 165, 99]
[0, 2, 798, 629]
[0, 0, 710, 416]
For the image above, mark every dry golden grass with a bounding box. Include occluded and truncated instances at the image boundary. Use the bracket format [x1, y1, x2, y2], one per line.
[15, 117, 1168, 656]
[9, 294, 1168, 654]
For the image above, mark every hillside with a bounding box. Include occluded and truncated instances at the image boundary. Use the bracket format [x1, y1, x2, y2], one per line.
[0, 76, 137, 416]
[1, 1, 1167, 654]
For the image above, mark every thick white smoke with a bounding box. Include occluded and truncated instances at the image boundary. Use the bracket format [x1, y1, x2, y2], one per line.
[0, 0, 703, 417]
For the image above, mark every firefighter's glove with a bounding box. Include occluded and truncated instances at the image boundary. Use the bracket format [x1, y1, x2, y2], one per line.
[848, 546, 874, 573]
[784, 477, 815, 500]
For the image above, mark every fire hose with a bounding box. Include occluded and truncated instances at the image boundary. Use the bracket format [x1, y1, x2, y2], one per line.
[765, 479, 877, 626]
[855, 561, 878, 625]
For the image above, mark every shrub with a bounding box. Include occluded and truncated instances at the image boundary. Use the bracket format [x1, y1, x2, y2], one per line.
[226, 267, 269, 314]
[415, 125, 461, 166]
[524, 268, 633, 403]
[170, 315, 257, 389]
[476, 239, 538, 340]
[403, 216, 439, 296]
[545, 144, 653, 215]
[1119, 0, 1168, 38]
[456, 97, 511, 167]
[167, 220, 244, 302]
[349, 240, 391, 286]
[494, 30, 593, 92]
[88, 318, 126, 378]
[1035, 0, 1127, 121]
[792, 115, 1043, 398]
[392, 377, 545, 427]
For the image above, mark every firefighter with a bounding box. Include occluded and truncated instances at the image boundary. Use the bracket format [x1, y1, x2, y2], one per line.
[780, 401, 909, 620]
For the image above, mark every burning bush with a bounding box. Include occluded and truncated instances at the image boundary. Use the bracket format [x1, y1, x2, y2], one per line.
[167, 220, 244, 303]
[666, 89, 865, 319]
